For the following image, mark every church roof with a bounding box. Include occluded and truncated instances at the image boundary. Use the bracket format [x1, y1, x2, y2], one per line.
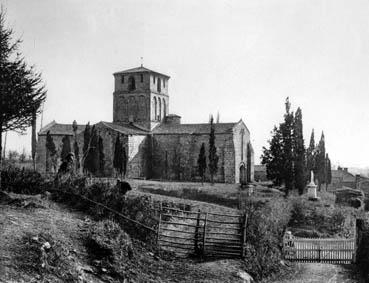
[38, 121, 84, 136]
[113, 66, 170, 78]
[38, 121, 149, 136]
[152, 122, 238, 135]
[98, 121, 149, 135]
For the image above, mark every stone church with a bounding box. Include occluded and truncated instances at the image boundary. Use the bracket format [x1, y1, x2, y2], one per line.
[36, 66, 254, 183]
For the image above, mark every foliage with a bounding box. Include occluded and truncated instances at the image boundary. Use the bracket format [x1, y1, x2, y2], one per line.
[242, 198, 292, 280]
[82, 122, 91, 172]
[0, 9, 46, 188]
[60, 135, 71, 161]
[86, 219, 134, 274]
[280, 97, 294, 195]
[54, 179, 158, 244]
[1, 165, 48, 194]
[325, 153, 332, 188]
[113, 135, 126, 177]
[288, 198, 351, 237]
[293, 107, 306, 194]
[316, 132, 326, 190]
[45, 131, 57, 172]
[197, 143, 207, 183]
[73, 141, 79, 170]
[261, 126, 284, 185]
[98, 135, 105, 175]
[306, 129, 316, 179]
[208, 115, 219, 184]
[45, 131, 56, 156]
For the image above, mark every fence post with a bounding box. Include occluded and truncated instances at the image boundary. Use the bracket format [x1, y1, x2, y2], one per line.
[241, 212, 247, 258]
[194, 209, 201, 256]
[202, 212, 208, 257]
[157, 213, 161, 248]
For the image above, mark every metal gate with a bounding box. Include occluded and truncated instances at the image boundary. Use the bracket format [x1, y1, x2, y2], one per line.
[283, 234, 356, 264]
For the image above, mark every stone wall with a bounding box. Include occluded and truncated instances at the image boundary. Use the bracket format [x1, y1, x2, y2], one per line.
[151, 133, 235, 183]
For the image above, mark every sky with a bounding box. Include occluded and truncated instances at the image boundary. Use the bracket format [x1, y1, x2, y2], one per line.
[1, 0, 369, 168]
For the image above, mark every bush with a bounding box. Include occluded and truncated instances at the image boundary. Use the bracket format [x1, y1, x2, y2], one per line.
[85, 220, 138, 281]
[54, 178, 158, 244]
[1, 165, 49, 194]
[242, 198, 292, 281]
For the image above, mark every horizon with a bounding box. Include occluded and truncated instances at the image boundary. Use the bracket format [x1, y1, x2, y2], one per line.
[2, 0, 369, 168]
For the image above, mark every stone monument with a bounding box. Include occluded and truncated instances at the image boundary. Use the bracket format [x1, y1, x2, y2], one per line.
[307, 171, 318, 200]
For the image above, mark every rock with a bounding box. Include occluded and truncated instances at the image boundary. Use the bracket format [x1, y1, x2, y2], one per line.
[42, 242, 51, 250]
[237, 271, 254, 283]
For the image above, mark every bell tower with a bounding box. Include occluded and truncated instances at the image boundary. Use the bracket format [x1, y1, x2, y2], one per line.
[113, 66, 170, 130]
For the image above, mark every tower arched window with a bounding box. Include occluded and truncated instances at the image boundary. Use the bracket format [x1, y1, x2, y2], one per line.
[128, 76, 136, 91]
[240, 129, 245, 160]
[157, 77, 161, 92]
[154, 97, 157, 121]
[158, 99, 162, 120]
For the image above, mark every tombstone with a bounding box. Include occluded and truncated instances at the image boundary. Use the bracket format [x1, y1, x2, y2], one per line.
[307, 171, 319, 200]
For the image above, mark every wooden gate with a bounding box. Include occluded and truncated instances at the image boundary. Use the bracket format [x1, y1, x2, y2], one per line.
[157, 207, 247, 259]
[283, 235, 356, 264]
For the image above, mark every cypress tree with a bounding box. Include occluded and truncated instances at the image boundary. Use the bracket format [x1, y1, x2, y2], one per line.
[325, 153, 332, 190]
[45, 130, 56, 172]
[113, 135, 122, 176]
[316, 132, 326, 190]
[74, 141, 79, 170]
[281, 97, 294, 195]
[208, 115, 219, 184]
[60, 135, 71, 161]
[98, 135, 105, 175]
[122, 146, 127, 177]
[293, 107, 306, 195]
[197, 143, 207, 184]
[306, 129, 316, 181]
[82, 122, 91, 173]
[261, 125, 284, 185]
[88, 126, 99, 175]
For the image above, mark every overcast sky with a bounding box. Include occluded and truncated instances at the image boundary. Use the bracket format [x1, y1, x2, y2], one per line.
[2, 0, 369, 168]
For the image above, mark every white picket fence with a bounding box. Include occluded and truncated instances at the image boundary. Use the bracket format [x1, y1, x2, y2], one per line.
[283, 236, 356, 264]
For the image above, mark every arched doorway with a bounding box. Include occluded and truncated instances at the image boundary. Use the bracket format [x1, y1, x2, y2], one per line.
[239, 163, 247, 185]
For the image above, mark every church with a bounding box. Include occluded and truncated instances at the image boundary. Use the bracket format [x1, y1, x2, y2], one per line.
[36, 66, 254, 183]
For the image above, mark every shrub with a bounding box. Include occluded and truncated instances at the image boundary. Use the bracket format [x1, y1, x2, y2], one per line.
[242, 198, 292, 281]
[86, 220, 136, 281]
[54, 179, 158, 244]
[1, 165, 49, 194]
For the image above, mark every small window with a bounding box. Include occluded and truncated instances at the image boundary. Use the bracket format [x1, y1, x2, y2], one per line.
[121, 75, 124, 84]
[163, 79, 165, 88]
[153, 76, 156, 84]
[128, 76, 136, 91]
[157, 77, 161, 92]
[140, 74, 143, 83]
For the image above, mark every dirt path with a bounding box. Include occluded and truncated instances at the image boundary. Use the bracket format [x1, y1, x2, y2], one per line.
[269, 263, 362, 283]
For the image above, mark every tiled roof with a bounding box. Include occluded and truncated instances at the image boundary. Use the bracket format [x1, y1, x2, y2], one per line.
[39, 121, 149, 136]
[152, 123, 237, 135]
[113, 66, 170, 78]
[38, 121, 84, 136]
[98, 121, 149, 135]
